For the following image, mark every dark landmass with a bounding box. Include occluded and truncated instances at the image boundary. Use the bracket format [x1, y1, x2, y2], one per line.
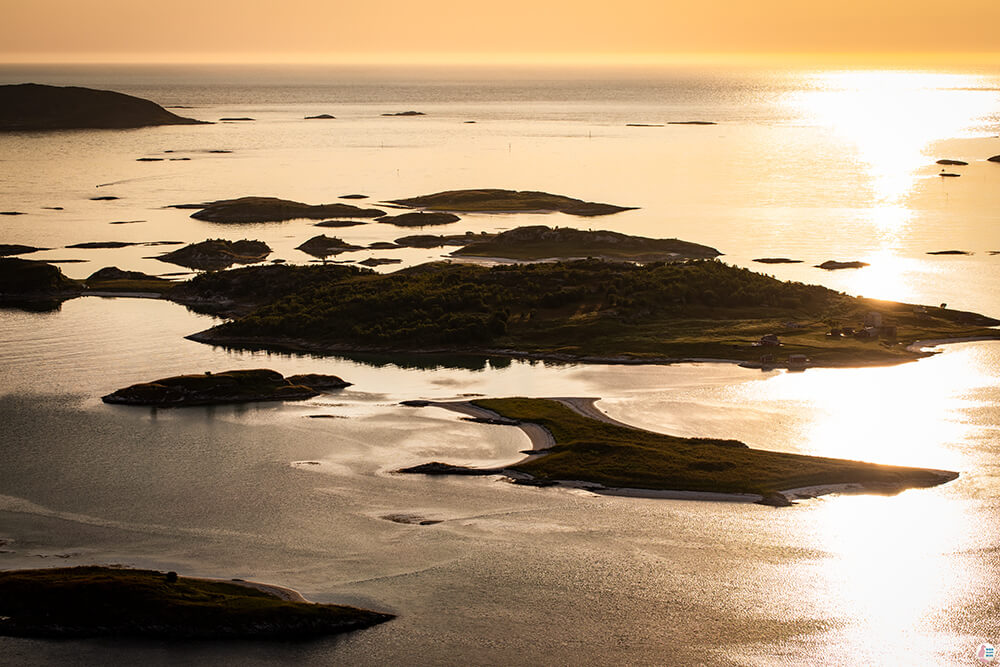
[382, 111, 425, 116]
[393, 232, 490, 248]
[927, 250, 973, 256]
[305, 114, 336, 120]
[358, 257, 402, 266]
[176, 197, 386, 223]
[376, 212, 461, 227]
[0, 244, 46, 257]
[43, 206, 64, 210]
[988, 155, 1000, 163]
[0, 257, 79, 297]
[109, 220, 145, 225]
[315, 220, 368, 228]
[186, 258, 1000, 368]
[285, 373, 352, 389]
[101, 368, 343, 407]
[939, 172, 961, 178]
[626, 123, 664, 127]
[368, 241, 400, 249]
[144, 241, 184, 246]
[296, 235, 363, 258]
[0, 84, 206, 131]
[90, 196, 120, 201]
[136, 157, 164, 162]
[167, 263, 370, 317]
[668, 121, 717, 125]
[0, 566, 391, 639]
[387, 189, 636, 217]
[1, 211, 26, 216]
[156, 239, 271, 270]
[66, 241, 139, 249]
[339, 194, 368, 199]
[936, 159, 968, 166]
[754, 258, 803, 264]
[219, 117, 254, 121]
[816, 260, 869, 270]
[85, 267, 171, 292]
[399, 398, 957, 500]
[452, 225, 721, 261]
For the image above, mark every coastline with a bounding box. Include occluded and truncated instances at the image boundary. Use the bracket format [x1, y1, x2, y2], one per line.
[194, 576, 308, 602]
[419, 397, 960, 505]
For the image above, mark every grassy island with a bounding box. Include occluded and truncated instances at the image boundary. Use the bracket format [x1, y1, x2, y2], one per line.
[0, 566, 392, 639]
[189, 259, 1000, 368]
[404, 398, 958, 501]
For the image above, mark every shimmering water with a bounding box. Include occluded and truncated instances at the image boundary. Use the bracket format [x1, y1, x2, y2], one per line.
[0, 65, 999, 665]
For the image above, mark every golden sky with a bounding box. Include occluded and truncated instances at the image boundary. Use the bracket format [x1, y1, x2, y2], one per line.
[3, 0, 1000, 64]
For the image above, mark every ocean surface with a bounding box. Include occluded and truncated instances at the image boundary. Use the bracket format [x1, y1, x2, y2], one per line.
[0, 64, 999, 665]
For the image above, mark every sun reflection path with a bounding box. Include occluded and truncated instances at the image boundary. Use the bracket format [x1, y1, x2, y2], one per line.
[789, 71, 996, 208]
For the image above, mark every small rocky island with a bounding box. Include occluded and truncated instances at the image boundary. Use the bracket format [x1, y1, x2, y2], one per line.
[376, 212, 461, 227]
[0, 257, 79, 299]
[102, 369, 350, 407]
[156, 239, 271, 270]
[387, 189, 636, 217]
[172, 197, 386, 223]
[816, 260, 869, 270]
[399, 398, 959, 505]
[0, 83, 206, 131]
[0, 566, 392, 639]
[296, 235, 363, 258]
[451, 225, 721, 261]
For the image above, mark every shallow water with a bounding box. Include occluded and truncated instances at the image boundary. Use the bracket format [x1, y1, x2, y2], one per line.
[1, 66, 999, 665]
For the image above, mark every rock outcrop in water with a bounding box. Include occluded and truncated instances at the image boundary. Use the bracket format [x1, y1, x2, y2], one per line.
[0, 84, 206, 131]
[296, 235, 363, 258]
[388, 189, 636, 217]
[816, 260, 869, 270]
[156, 239, 271, 270]
[174, 197, 386, 223]
[376, 212, 461, 227]
[0, 244, 46, 257]
[102, 369, 350, 407]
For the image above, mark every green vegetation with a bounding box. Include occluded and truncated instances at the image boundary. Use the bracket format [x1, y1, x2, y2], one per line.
[473, 398, 957, 495]
[102, 368, 333, 407]
[452, 225, 720, 260]
[0, 566, 392, 639]
[195, 259, 999, 366]
[388, 188, 636, 216]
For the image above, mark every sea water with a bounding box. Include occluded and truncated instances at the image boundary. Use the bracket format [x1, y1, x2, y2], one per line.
[0, 64, 999, 665]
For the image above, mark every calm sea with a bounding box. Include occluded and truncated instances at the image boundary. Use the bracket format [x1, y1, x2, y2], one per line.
[0, 64, 998, 665]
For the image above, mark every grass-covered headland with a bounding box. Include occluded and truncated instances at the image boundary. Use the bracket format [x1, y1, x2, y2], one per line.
[405, 398, 958, 501]
[0, 566, 393, 639]
[191, 259, 1000, 367]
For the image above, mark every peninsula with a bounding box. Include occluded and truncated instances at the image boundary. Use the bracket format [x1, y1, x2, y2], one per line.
[102, 369, 350, 407]
[399, 398, 958, 504]
[0, 566, 391, 639]
[0, 84, 205, 131]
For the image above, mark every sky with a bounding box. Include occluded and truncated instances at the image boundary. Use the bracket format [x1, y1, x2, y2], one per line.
[3, 0, 1000, 65]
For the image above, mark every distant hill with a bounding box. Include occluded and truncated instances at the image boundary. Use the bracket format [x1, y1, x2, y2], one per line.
[0, 83, 207, 131]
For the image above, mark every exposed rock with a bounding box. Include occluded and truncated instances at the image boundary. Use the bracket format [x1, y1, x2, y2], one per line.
[0, 83, 206, 131]
[939, 172, 961, 178]
[102, 369, 324, 407]
[756, 492, 794, 507]
[296, 235, 363, 258]
[0, 258, 79, 296]
[0, 244, 45, 257]
[392, 233, 486, 248]
[357, 257, 402, 266]
[509, 477, 559, 487]
[626, 123, 664, 127]
[339, 194, 368, 199]
[86, 266, 169, 284]
[90, 196, 119, 201]
[136, 157, 164, 162]
[382, 514, 442, 525]
[1, 211, 25, 215]
[285, 373, 352, 389]
[460, 416, 521, 426]
[109, 220, 144, 225]
[305, 114, 336, 120]
[668, 121, 717, 125]
[43, 207, 64, 210]
[367, 241, 399, 249]
[753, 258, 803, 264]
[65, 241, 139, 249]
[388, 188, 636, 217]
[988, 155, 1000, 163]
[382, 111, 425, 116]
[816, 260, 869, 270]
[314, 219, 368, 228]
[399, 399, 432, 407]
[927, 250, 973, 255]
[156, 239, 271, 270]
[176, 197, 386, 223]
[936, 159, 968, 166]
[219, 117, 254, 121]
[376, 212, 461, 227]
[397, 462, 500, 475]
